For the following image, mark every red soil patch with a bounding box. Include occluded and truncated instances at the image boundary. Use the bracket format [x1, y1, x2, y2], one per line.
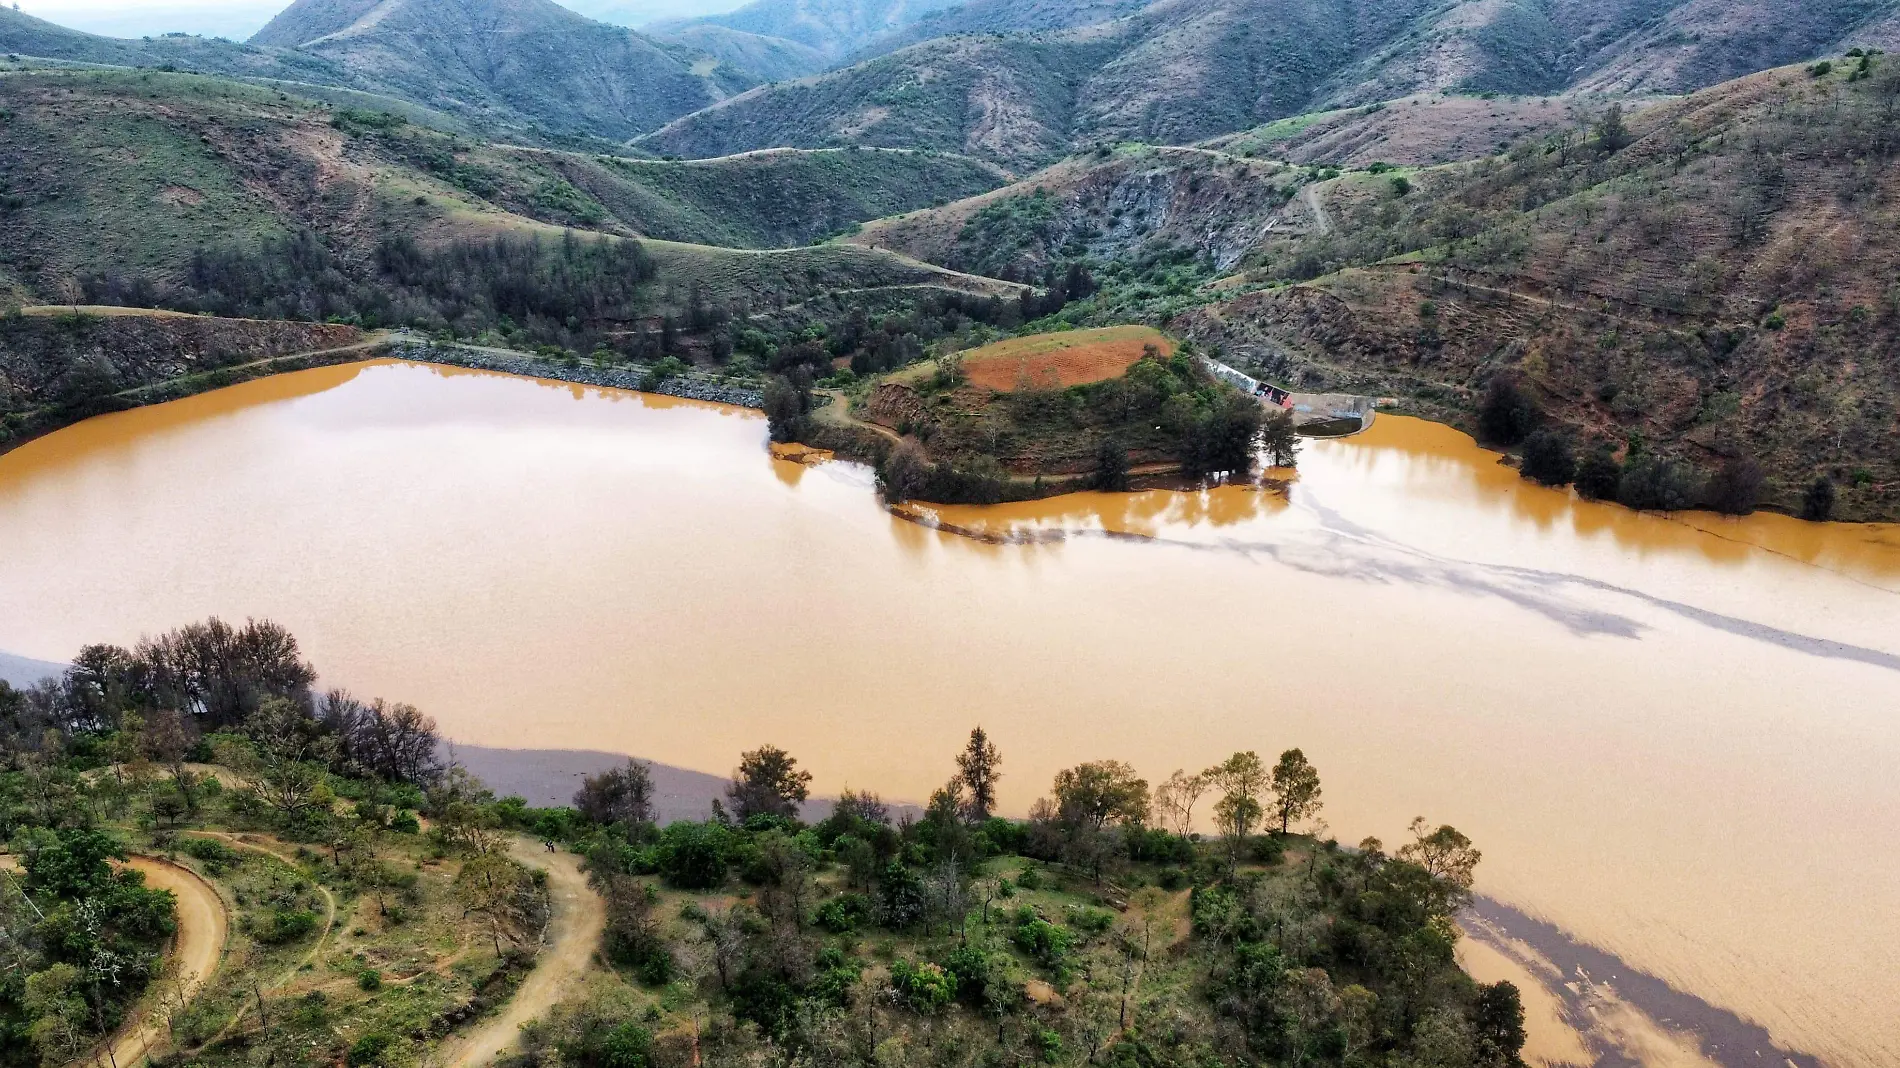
[961, 326, 1175, 392]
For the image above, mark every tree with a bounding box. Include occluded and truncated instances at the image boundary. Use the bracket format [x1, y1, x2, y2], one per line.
[574, 760, 655, 830]
[1206, 752, 1268, 856]
[727, 745, 812, 821]
[878, 441, 932, 504]
[1050, 761, 1149, 831]
[1269, 748, 1323, 835]
[1477, 378, 1540, 446]
[454, 851, 535, 957]
[1704, 456, 1764, 515]
[1151, 769, 1209, 837]
[762, 375, 807, 443]
[1802, 476, 1836, 521]
[1518, 430, 1575, 487]
[1260, 410, 1300, 468]
[1473, 981, 1528, 1068]
[1092, 438, 1130, 492]
[1574, 443, 1621, 500]
[955, 728, 1003, 822]
[1397, 817, 1481, 889]
[1593, 103, 1631, 154]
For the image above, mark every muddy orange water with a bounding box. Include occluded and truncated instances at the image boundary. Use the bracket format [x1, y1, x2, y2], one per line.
[2, 360, 1897, 1066]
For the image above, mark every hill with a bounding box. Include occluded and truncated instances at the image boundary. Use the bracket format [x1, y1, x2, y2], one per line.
[1173, 61, 1900, 521]
[846, 0, 1152, 62]
[845, 96, 1624, 278]
[246, 0, 757, 142]
[0, 70, 1006, 292]
[676, 0, 965, 60]
[639, 0, 1900, 167]
[637, 35, 1118, 169]
[646, 23, 829, 81]
[0, 5, 354, 83]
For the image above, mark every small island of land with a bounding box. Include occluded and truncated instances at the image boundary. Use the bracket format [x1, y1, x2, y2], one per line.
[772, 326, 1301, 505]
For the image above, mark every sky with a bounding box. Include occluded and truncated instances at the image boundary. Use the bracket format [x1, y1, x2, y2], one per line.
[12, 0, 748, 39]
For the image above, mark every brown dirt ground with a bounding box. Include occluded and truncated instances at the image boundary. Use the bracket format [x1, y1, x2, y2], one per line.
[961, 326, 1175, 392]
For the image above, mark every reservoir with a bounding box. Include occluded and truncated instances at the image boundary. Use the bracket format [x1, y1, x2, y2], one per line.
[1, 359, 1896, 1067]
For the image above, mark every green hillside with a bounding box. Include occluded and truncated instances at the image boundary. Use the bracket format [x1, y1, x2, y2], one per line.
[0, 70, 1010, 301]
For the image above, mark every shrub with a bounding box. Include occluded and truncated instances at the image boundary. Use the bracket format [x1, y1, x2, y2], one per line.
[815, 892, 872, 933]
[179, 837, 239, 873]
[1810, 61, 1834, 77]
[1015, 865, 1044, 891]
[1067, 906, 1115, 934]
[255, 909, 318, 944]
[1477, 377, 1540, 445]
[1617, 456, 1704, 512]
[1802, 477, 1836, 521]
[1574, 444, 1621, 500]
[889, 960, 957, 1014]
[1703, 456, 1764, 515]
[357, 969, 383, 991]
[653, 821, 731, 890]
[347, 1033, 391, 1067]
[1390, 175, 1412, 197]
[601, 1022, 653, 1068]
[1013, 917, 1075, 970]
[1519, 429, 1576, 487]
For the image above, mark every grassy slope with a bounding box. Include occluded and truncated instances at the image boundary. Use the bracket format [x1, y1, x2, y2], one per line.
[0, 69, 1015, 308]
[433, 142, 1007, 248]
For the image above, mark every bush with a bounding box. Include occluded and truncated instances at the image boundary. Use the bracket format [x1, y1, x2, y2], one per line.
[1617, 456, 1704, 512]
[347, 1033, 391, 1067]
[815, 892, 872, 933]
[1067, 906, 1115, 934]
[1519, 429, 1576, 486]
[653, 821, 731, 890]
[179, 837, 239, 873]
[1477, 377, 1540, 445]
[601, 1022, 653, 1068]
[357, 969, 383, 991]
[1013, 917, 1075, 970]
[889, 959, 957, 1014]
[255, 909, 319, 944]
[1703, 456, 1764, 515]
[1574, 444, 1621, 500]
[1015, 865, 1044, 891]
[1802, 477, 1836, 521]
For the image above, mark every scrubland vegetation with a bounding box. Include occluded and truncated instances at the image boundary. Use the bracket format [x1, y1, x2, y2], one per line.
[1, 617, 1522, 1068]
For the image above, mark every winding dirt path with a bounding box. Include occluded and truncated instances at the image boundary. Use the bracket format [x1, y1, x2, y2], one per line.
[103, 859, 230, 1068]
[434, 841, 604, 1068]
[0, 854, 233, 1068]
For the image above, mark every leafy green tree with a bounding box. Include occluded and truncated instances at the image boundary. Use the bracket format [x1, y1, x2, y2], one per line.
[1270, 748, 1323, 835]
[726, 745, 812, 821]
[573, 760, 654, 830]
[654, 821, 733, 890]
[1473, 981, 1529, 1067]
[1050, 761, 1148, 831]
[1207, 752, 1268, 856]
[1397, 817, 1481, 890]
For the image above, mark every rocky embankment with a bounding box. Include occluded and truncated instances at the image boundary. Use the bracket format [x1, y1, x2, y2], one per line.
[388, 341, 765, 408]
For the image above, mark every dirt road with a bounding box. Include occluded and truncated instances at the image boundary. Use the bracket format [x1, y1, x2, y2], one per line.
[435, 841, 604, 1068]
[107, 858, 231, 1068]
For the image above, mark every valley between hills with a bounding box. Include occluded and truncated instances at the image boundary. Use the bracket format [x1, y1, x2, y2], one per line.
[3, 3, 1900, 1068]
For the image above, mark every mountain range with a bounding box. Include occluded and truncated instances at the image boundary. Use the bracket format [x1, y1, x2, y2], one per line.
[7, 0, 1895, 154]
